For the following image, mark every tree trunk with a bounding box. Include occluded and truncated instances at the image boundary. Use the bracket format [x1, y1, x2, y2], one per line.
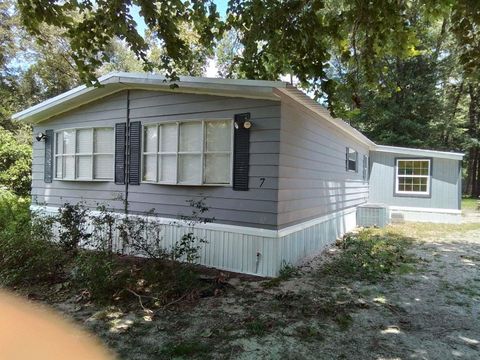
[466, 84, 480, 197]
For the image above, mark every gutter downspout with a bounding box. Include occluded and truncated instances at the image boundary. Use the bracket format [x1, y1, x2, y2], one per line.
[124, 89, 130, 215]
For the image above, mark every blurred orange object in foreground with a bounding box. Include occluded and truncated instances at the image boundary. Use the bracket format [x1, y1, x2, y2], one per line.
[0, 290, 114, 360]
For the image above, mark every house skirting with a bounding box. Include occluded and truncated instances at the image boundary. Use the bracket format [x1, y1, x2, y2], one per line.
[389, 206, 462, 224]
[30, 205, 357, 277]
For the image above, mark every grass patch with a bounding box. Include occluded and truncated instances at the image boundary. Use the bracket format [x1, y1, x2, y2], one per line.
[320, 229, 417, 282]
[391, 222, 480, 239]
[245, 317, 273, 336]
[263, 261, 299, 288]
[334, 313, 353, 331]
[161, 340, 211, 358]
[462, 197, 479, 211]
[295, 324, 325, 341]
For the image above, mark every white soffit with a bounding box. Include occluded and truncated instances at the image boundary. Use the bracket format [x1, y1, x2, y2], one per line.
[374, 145, 464, 161]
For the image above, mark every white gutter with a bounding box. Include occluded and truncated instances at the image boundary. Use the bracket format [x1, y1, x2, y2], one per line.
[373, 145, 464, 161]
[12, 72, 287, 124]
[274, 86, 376, 148]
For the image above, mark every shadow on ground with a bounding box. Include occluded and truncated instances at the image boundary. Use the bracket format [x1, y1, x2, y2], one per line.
[48, 223, 480, 359]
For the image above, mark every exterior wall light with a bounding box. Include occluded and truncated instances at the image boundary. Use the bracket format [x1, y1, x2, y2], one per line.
[35, 132, 48, 142]
[234, 120, 253, 129]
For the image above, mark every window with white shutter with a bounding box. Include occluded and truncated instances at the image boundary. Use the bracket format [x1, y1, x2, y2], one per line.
[54, 127, 114, 181]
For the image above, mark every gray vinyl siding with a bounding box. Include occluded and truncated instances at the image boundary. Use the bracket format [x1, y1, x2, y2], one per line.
[277, 99, 370, 228]
[369, 151, 461, 210]
[32, 90, 281, 229]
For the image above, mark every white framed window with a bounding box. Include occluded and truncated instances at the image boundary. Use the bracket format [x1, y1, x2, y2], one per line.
[395, 159, 431, 195]
[142, 119, 233, 185]
[54, 127, 114, 181]
[346, 147, 358, 172]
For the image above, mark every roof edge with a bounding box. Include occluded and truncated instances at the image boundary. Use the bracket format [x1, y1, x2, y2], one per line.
[373, 145, 465, 160]
[274, 87, 376, 148]
[12, 72, 288, 123]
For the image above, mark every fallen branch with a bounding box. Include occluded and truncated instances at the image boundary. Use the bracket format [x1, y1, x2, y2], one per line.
[125, 288, 153, 313]
[162, 293, 189, 309]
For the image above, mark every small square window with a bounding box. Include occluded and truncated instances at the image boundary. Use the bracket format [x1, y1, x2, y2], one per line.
[395, 159, 431, 196]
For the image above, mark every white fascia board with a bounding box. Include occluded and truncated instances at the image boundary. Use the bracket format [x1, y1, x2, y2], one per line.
[374, 145, 465, 161]
[13, 72, 287, 124]
[115, 72, 287, 88]
[117, 75, 283, 101]
[274, 87, 376, 149]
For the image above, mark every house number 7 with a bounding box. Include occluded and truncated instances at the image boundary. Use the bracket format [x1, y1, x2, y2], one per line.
[259, 177, 266, 188]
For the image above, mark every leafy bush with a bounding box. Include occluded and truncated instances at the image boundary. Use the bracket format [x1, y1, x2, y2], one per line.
[0, 189, 30, 229]
[72, 252, 132, 303]
[0, 128, 32, 197]
[117, 210, 170, 260]
[278, 261, 299, 280]
[0, 190, 65, 286]
[0, 194, 216, 307]
[57, 202, 91, 254]
[321, 229, 416, 282]
[91, 204, 117, 252]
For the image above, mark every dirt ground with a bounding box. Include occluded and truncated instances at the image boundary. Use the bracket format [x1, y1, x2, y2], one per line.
[45, 219, 480, 359]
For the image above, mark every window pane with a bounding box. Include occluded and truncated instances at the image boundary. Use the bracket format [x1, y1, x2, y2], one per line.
[158, 154, 176, 182]
[143, 155, 156, 181]
[93, 155, 113, 179]
[144, 126, 157, 153]
[55, 132, 63, 155]
[206, 120, 231, 151]
[205, 154, 230, 184]
[63, 155, 75, 179]
[179, 122, 202, 152]
[63, 130, 75, 154]
[178, 154, 201, 183]
[76, 129, 92, 153]
[94, 128, 114, 153]
[76, 155, 92, 179]
[55, 157, 63, 178]
[348, 148, 357, 171]
[160, 123, 177, 152]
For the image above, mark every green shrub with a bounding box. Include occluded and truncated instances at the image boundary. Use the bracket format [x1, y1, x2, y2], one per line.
[72, 252, 132, 303]
[0, 190, 65, 286]
[321, 229, 416, 282]
[57, 202, 91, 254]
[0, 189, 30, 230]
[278, 261, 299, 280]
[0, 128, 32, 197]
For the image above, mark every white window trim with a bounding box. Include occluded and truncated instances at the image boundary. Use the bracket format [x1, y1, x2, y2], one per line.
[53, 126, 115, 181]
[395, 158, 431, 196]
[141, 119, 234, 186]
[347, 147, 358, 172]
